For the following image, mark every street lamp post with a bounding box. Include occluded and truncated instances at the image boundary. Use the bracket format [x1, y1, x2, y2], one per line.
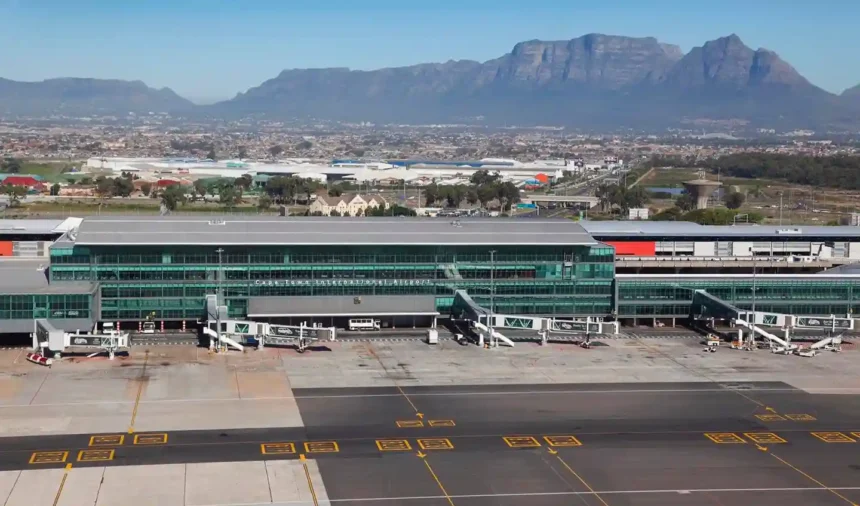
[749, 252, 757, 350]
[489, 249, 496, 348]
[215, 248, 224, 351]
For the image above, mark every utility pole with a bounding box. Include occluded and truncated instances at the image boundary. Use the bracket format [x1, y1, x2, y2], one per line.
[489, 249, 496, 348]
[779, 191, 783, 226]
[215, 247, 224, 351]
[749, 252, 757, 351]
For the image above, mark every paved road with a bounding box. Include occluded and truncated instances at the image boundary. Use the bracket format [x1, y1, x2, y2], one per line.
[5, 382, 860, 505]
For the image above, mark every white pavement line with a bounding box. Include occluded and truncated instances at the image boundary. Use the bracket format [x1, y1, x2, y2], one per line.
[190, 486, 860, 505]
[292, 387, 804, 399]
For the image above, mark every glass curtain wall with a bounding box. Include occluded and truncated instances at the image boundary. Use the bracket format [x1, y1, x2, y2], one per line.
[52, 245, 615, 321]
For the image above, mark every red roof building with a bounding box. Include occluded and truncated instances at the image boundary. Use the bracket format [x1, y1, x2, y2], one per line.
[1, 176, 39, 187]
[156, 179, 180, 187]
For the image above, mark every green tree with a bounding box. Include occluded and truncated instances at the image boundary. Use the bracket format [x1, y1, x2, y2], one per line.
[1, 184, 27, 207]
[423, 185, 439, 206]
[675, 193, 696, 212]
[1, 158, 22, 174]
[112, 177, 134, 198]
[96, 177, 114, 199]
[329, 209, 341, 217]
[141, 182, 152, 197]
[206, 149, 217, 161]
[194, 179, 208, 202]
[257, 194, 273, 211]
[237, 146, 249, 159]
[328, 187, 343, 197]
[160, 184, 187, 212]
[50, 183, 61, 196]
[470, 169, 500, 186]
[725, 191, 746, 210]
[219, 183, 242, 208]
[296, 140, 313, 151]
[80, 177, 93, 185]
[268, 145, 284, 159]
[235, 174, 253, 191]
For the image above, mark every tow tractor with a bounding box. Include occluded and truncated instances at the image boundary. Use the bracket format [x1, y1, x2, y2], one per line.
[703, 334, 720, 353]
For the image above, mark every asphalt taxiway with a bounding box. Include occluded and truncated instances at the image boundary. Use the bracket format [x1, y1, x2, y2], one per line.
[4, 381, 860, 505]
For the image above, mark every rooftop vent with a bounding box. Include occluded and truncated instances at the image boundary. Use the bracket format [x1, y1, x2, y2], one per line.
[451, 219, 462, 228]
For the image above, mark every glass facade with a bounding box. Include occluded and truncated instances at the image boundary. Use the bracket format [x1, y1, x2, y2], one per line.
[618, 278, 860, 317]
[0, 294, 91, 321]
[50, 244, 616, 321]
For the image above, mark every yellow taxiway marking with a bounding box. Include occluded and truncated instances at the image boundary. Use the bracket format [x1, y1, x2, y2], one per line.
[128, 350, 149, 434]
[755, 414, 786, 422]
[552, 450, 611, 506]
[77, 449, 115, 462]
[89, 435, 124, 447]
[544, 435, 583, 447]
[704, 432, 746, 444]
[52, 463, 72, 506]
[377, 439, 412, 451]
[418, 438, 454, 450]
[396, 420, 424, 428]
[417, 452, 455, 506]
[299, 455, 320, 506]
[260, 442, 296, 455]
[30, 451, 69, 465]
[811, 432, 856, 443]
[784, 414, 817, 421]
[503, 436, 541, 448]
[744, 432, 786, 444]
[769, 452, 858, 505]
[134, 433, 168, 445]
[428, 420, 456, 427]
[304, 441, 339, 453]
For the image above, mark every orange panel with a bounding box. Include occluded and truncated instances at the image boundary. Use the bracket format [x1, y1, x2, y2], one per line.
[0, 242, 13, 256]
[606, 241, 656, 256]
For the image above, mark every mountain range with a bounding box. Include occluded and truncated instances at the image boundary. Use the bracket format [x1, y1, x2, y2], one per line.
[2, 34, 859, 129]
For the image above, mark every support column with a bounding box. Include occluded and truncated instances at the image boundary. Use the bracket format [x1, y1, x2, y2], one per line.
[671, 317, 676, 328]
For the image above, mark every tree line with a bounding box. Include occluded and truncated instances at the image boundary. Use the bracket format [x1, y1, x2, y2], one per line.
[647, 153, 860, 190]
[422, 170, 521, 210]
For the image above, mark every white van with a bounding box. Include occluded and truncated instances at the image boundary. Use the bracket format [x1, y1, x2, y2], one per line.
[349, 319, 381, 331]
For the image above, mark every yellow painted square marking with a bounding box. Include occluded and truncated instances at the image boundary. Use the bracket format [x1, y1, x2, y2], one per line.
[785, 414, 817, 422]
[428, 420, 456, 427]
[755, 414, 786, 422]
[376, 439, 412, 451]
[851, 433, 860, 440]
[29, 451, 69, 464]
[134, 433, 168, 445]
[418, 438, 454, 450]
[704, 433, 746, 444]
[544, 435, 583, 447]
[503, 436, 541, 448]
[811, 432, 856, 443]
[77, 449, 114, 462]
[304, 441, 339, 453]
[261, 443, 296, 455]
[396, 420, 424, 428]
[744, 432, 787, 444]
[89, 435, 124, 447]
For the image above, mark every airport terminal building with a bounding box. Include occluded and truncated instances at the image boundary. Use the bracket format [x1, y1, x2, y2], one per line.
[4, 216, 860, 337]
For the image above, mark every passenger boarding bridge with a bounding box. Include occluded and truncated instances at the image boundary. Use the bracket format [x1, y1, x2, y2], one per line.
[691, 290, 851, 357]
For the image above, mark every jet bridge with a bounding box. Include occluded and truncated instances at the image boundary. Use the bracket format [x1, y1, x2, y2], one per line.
[205, 319, 336, 353]
[691, 289, 854, 354]
[33, 319, 128, 359]
[451, 290, 617, 347]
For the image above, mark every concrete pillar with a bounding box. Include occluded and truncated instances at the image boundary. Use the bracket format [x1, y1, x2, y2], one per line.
[671, 317, 676, 328]
[652, 318, 657, 327]
[160, 321, 165, 333]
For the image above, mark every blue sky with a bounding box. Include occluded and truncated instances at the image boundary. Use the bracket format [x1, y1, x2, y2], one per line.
[1, 0, 858, 103]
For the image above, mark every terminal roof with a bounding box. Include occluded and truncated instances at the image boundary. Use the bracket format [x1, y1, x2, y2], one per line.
[580, 221, 860, 238]
[70, 216, 597, 247]
[0, 261, 94, 295]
